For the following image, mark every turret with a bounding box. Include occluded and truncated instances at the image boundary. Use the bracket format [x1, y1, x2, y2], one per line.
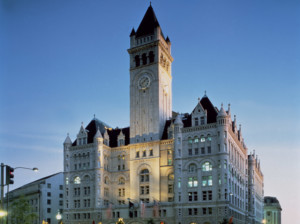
[64, 133, 72, 150]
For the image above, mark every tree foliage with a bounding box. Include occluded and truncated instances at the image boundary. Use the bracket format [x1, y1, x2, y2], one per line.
[9, 195, 38, 224]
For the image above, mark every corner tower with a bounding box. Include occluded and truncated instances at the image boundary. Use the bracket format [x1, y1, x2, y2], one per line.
[128, 5, 173, 143]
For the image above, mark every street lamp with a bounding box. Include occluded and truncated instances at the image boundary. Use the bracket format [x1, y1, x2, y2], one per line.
[56, 211, 62, 224]
[14, 167, 39, 172]
[262, 219, 266, 224]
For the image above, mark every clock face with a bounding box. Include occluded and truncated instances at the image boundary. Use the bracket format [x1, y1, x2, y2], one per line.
[138, 74, 151, 89]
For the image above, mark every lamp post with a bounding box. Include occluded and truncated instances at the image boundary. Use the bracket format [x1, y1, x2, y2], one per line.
[0, 164, 38, 224]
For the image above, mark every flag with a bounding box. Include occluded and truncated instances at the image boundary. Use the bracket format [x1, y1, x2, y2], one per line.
[129, 201, 134, 210]
[106, 203, 112, 219]
[140, 200, 146, 217]
[129, 201, 134, 218]
[153, 200, 159, 217]
[229, 216, 233, 224]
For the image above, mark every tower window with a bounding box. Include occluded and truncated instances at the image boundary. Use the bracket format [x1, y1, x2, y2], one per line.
[142, 53, 147, 65]
[149, 51, 154, 63]
[135, 55, 140, 67]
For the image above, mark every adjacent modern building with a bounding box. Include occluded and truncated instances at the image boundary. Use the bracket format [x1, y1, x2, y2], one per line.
[6, 172, 63, 224]
[63, 5, 264, 224]
[263, 197, 281, 224]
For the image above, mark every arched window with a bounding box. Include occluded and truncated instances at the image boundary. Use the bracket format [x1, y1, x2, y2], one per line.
[140, 169, 149, 183]
[135, 55, 140, 67]
[74, 176, 81, 184]
[188, 164, 197, 173]
[202, 162, 212, 171]
[104, 176, 109, 184]
[194, 136, 199, 143]
[188, 137, 193, 144]
[142, 53, 147, 65]
[119, 177, 125, 185]
[149, 51, 154, 63]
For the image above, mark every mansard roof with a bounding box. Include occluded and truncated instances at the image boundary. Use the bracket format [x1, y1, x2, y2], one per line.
[72, 118, 130, 148]
[135, 5, 161, 38]
[107, 127, 130, 148]
[72, 118, 111, 146]
[200, 96, 218, 123]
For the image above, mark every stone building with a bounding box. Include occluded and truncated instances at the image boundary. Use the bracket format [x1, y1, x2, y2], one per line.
[6, 172, 63, 224]
[63, 5, 264, 224]
[263, 197, 281, 224]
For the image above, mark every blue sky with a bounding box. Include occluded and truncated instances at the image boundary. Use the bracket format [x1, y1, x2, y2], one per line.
[0, 0, 299, 222]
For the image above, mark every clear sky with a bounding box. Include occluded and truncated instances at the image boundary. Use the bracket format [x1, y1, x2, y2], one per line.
[0, 0, 299, 222]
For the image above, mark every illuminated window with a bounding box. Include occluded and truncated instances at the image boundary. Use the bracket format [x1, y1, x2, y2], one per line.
[207, 135, 212, 141]
[202, 176, 207, 186]
[188, 177, 198, 187]
[208, 176, 212, 186]
[202, 162, 212, 171]
[194, 137, 199, 143]
[188, 138, 193, 144]
[200, 136, 205, 142]
[74, 177, 81, 184]
[66, 177, 69, 185]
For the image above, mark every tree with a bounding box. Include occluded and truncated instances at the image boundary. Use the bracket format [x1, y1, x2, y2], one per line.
[9, 195, 38, 224]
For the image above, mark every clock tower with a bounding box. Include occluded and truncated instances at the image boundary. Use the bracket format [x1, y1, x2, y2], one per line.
[128, 5, 173, 143]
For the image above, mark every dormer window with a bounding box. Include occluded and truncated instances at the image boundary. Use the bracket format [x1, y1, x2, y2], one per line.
[201, 117, 205, 125]
[195, 118, 199, 126]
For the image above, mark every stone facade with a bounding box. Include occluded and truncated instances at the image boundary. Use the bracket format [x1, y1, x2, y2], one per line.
[63, 5, 264, 224]
[6, 172, 63, 224]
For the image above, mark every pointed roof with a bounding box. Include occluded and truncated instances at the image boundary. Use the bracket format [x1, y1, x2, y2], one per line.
[94, 127, 103, 139]
[136, 5, 160, 38]
[174, 114, 183, 125]
[64, 134, 72, 144]
[200, 96, 218, 123]
[218, 104, 227, 117]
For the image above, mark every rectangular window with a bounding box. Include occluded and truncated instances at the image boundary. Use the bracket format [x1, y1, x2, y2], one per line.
[208, 191, 212, 200]
[168, 184, 173, 193]
[168, 159, 172, 165]
[140, 186, 144, 195]
[208, 176, 212, 186]
[194, 148, 199, 155]
[208, 207, 212, 214]
[195, 118, 199, 126]
[194, 208, 198, 215]
[47, 208, 51, 213]
[146, 186, 150, 194]
[136, 151, 140, 158]
[202, 176, 207, 186]
[202, 191, 207, 201]
[201, 117, 205, 125]
[143, 150, 146, 157]
[47, 183, 51, 188]
[218, 144, 220, 152]
[59, 193, 63, 198]
[201, 147, 205, 154]
[188, 149, 192, 156]
[149, 149, 153, 156]
[207, 146, 211, 154]
[202, 207, 207, 215]
[47, 200, 51, 205]
[188, 208, 192, 215]
[59, 185, 63, 190]
[47, 192, 51, 197]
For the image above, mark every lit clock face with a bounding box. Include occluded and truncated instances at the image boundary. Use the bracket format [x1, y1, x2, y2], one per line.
[138, 74, 151, 89]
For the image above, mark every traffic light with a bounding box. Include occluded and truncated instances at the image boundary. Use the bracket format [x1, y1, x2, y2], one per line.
[6, 166, 14, 185]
